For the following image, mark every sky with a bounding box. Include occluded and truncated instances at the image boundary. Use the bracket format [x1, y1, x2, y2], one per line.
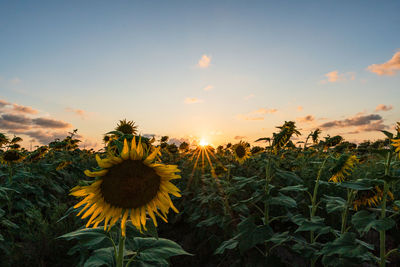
[0, 0, 399, 149]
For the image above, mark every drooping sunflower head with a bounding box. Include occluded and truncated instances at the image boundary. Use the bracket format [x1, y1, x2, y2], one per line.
[232, 141, 251, 164]
[70, 137, 181, 236]
[115, 119, 138, 135]
[329, 154, 358, 183]
[1, 150, 25, 164]
[353, 186, 394, 211]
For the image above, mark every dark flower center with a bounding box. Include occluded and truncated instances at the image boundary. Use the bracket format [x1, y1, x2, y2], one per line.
[4, 150, 21, 161]
[235, 145, 246, 158]
[101, 160, 161, 209]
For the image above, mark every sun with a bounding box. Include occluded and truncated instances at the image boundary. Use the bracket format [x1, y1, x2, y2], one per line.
[199, 138, 208, 147]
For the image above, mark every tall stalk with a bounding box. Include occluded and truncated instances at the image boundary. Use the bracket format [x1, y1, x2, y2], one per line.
[116, 233, 126, 267]
[379, 151, 393, 267]
[264, 155, 272, 225]
[341, 189, 355, 234]
[310, 155, 328, 267]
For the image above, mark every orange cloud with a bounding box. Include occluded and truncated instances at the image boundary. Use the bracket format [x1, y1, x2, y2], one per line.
[197, 54, 211, 68]
[253, 108, 277, 114]
[297, 106, 303, 111]
[203, 85, 214, 91]
[66, 107, 86, 118]
[184, 97, 203, 104]
[368, 51, 400, 76]
[244, 94, 255, 100]
[375, 104, 393, 112]
[297, 115, 315, 123]
[12, 104, 38, 114]
[236, 114, 264, 121]
[321, 71, 355, 83]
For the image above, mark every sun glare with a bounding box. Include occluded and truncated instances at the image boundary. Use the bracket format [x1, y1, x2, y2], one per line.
[199, 139, 208, 147]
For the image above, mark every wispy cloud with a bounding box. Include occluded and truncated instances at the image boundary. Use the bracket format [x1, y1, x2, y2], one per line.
[320, 113, 387, 132]
[184, 97, 203, 104]
[367, 51, 400, 76]
[244, 94, 255, 100]
[236, 114, 264, 121]
[32, 117, 71, 129]
[236, 107, 277, 121]
[66, 107, 86, 118]
[297, 115, 315, 123]
[197, 54, 211, 68]
[10, 77, 21, 85]
[12, 103, 38, 114]
[253, 108, 277, 114]
[203, 85, 214, 91]
[320, 71, 355, 84]
[375, 104, 393, 112]
[234, 135, 247, 140]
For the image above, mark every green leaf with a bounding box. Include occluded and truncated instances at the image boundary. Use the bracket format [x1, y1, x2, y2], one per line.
[323, 195, 346, 214]
[214, 239, 239, 255]
[83, 247, 114, 267]
[58, 227, 108, 241]
[320, 232, 372, 259]
[236, 216, 273, 252]
[337, 180, 372, 190]
[381, 130, 394, 139]
[266, 231, 291, 246]
[295, 216, 330, 235]
[279, 185, 308, 192]
[351, 210, 376, 234]
[133, 237, 192, 263]
[351, 211, 395, 233]
[269, 193, 297, 208]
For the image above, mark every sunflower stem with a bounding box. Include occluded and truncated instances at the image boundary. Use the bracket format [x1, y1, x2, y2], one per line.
[116, 232, 126, 267]
[380, 151, 392, 267]
[310, 155, 328, 267]
[8, 163, 13, 184]
[264, 156, 272, 225]
[341, 189, 354, 234]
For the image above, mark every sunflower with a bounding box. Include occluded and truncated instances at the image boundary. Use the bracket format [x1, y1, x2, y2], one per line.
[392, 138, 400, 159]
[70, 137, 181, 236]
[1, 150, 25, 164]
[329, 154, 358, 183]
[353, 186, 394, 211]
[232, 141, 251, 164]
[116, 119, 138, 135]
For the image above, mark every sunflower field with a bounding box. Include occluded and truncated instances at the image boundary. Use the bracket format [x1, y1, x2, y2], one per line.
[1, 120, 400, 267]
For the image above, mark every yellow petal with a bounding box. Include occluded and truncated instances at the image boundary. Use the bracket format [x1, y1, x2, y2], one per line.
[96, 154, 113, 168]
[144, 147, 160, 164]
[130, 136, 137, 160]
[84, 169, 108, 177]
[121, 139, 130, 160]
[121, 209, 129, 236]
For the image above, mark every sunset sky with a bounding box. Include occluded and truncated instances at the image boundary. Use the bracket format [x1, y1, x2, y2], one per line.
[1, 1, 399, 149]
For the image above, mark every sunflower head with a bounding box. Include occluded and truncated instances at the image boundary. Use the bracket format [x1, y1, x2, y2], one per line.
[392, 137, 400, 159]
[353, 186, 394, 211]
[1, 150, 24, 164]
[232, 141, 251, 164]
[115, 119, 138, 135]
[70, 137, 181, 236]
[329, 154, 358, 183]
